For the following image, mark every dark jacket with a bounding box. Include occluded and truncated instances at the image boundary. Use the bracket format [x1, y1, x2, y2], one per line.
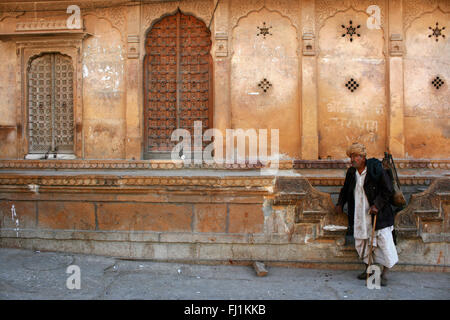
[337, 158, 395, 231]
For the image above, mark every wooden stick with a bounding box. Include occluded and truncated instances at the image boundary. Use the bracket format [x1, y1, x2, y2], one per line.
[367, 213, 377, 281]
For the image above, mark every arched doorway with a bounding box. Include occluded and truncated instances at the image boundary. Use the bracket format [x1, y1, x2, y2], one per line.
[144, 10, 213, 159]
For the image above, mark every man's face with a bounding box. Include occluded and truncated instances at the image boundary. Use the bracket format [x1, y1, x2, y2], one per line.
[350, 153, 366, 169]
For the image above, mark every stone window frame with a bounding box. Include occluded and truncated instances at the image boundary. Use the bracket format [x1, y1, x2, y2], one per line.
[13, 35, 87, 159]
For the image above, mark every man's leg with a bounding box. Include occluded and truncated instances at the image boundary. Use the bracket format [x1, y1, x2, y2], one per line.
[355, 239, 369, 280]
[357, 264, 368, 280]
[380, 266, 389, 286]
[374, 227, 398, 286]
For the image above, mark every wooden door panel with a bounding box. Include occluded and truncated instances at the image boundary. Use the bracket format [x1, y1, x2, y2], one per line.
[53, 54, 74, 153]
[144, 11, 212, 158]
[28, 54, 53, 153]
[28, 53, 74, 154]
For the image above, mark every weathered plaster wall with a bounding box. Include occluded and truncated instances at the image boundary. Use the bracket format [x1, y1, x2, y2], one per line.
[318, 9, 386, 159]
[82, 15, 126, 159]
[231, 7, 301, 159]
[404, 10, 449, 159]
[0, 39, 17, 159]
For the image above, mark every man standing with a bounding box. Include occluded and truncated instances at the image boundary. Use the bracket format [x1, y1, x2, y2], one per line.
[335, 143, 398, 286]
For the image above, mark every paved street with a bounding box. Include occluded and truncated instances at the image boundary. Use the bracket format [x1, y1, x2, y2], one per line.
[0, 248, 448, 300]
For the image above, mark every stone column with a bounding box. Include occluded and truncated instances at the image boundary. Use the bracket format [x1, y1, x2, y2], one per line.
[300, 0, 318, 159]
[125, 4, 141, 160]
[212, 0, 230, 160]
[387, 0, 405, 158]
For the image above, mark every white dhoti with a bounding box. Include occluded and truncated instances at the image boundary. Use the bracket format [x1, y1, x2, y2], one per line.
[355, 226, 399, 268]
[353, 168, 398, 269]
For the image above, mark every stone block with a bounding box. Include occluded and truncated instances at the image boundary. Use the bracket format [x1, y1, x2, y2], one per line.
[228, 204, 264, 234]
[198, 243, 233, 260]
[37, 202, 95, 230]
[253, 261, 268, 277]
[96, 202, 192, 232]
[0, 200, 36, 229]
[194, 204, 227, 233]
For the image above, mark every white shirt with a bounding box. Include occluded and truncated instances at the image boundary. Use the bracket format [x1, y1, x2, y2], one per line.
[353, 167, 372, 240]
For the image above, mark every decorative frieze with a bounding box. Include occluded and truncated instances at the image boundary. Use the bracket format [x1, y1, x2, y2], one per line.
[0, 160, 448, 171]
[0, 174, 274, 189]
[0, 172, 441, 189]
[16, 20, 82, 32]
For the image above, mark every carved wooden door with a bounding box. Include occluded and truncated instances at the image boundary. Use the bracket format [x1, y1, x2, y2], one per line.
[28, 53, 74, 154]
[144, 11, 212, 159]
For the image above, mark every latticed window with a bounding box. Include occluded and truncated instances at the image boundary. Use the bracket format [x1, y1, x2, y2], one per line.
[27, 53, 74, 154]
[144, 10, 213, 159]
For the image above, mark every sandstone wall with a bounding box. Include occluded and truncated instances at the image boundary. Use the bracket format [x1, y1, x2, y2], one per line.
[0, 0, 448, 160]
[0, 0, 448, 270]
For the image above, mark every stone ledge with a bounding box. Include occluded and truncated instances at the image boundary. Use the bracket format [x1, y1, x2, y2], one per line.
[0, 159, 448, 170]
[0, 228, 343, 245]
[1, 237, 448, 272]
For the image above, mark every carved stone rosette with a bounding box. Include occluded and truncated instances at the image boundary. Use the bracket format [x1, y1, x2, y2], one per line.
[315, 0, 385, 34]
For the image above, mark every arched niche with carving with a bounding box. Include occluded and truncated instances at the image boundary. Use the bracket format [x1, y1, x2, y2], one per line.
[403, 9, 450, 159]
[230, 7, 300, 159]
[317, 8, 385, 159]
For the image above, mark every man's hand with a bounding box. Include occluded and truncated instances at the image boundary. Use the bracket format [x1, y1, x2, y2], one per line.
[369, 205, 378, 215]
[335, 204, 343, 215]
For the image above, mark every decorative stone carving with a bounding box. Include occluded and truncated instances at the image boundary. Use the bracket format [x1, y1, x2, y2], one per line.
[315, 0, 385, 33]
[431, 76, 445, 90]
[390, 33, 403, 56]
[230, 0, 299, 34]
[230, 0, 265, 31]
[127, 34, 139, 59]
[396, 178, 449, 242]
[142, 0, 214, 34]
[266, 0, 301, 32]
[428, 22, 446, 41]
[341, 20, 361, 42]
[0, 11, 24, 22]
[271, 177, 348, 240]
[302, 31, 315, 56]
[257, 78, 272, 92]
[16, 20, 83, 32]
[403, 0, 450, 32]
[256, 21, 272, 38]
[0, 159, 448, 173]
[345, 78, 359, 92]
[215, 32, 228, 57]
[84, 5, 127, 42]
